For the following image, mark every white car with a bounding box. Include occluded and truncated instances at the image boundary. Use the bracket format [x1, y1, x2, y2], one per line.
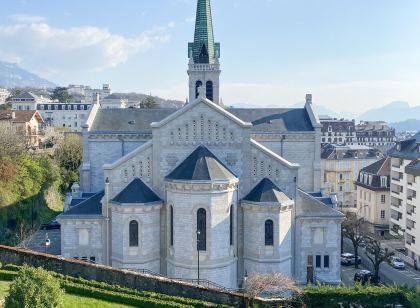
[389, 256, 405, 270]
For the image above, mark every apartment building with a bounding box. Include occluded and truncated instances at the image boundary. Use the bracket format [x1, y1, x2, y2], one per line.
[388, 132, 420, 262]
[321, 144, 383, 212]
[320, 116, 356, 146]
[355, 157, 391, 236]
[0, 88, 10, 104]
[356, 121, 396, 152]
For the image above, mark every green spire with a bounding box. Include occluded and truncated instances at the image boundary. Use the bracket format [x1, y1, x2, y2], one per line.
[188, 0, 220, 64]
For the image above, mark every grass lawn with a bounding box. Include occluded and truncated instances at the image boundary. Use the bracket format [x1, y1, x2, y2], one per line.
[0, 280, 11, 300]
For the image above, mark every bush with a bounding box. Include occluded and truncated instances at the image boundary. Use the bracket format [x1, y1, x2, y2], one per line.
[4, 265, 64, 308]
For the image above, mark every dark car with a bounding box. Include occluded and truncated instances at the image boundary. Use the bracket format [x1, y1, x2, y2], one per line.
[40, 220, 61, 230]
[341, 253, 362, 266]
[354, 270, 379, 285]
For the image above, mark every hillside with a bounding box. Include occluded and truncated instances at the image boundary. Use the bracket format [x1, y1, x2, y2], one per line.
[357, 101, 420, 123]
[390, 119, 420, 133]
[0, 61, 56, 88]
[113, 92, 184, 108]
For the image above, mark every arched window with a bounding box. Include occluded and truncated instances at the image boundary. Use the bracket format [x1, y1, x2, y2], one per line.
[265, 220, 274, 246]
[197, 208, 206, 251]
[230, 204, 234, 246]
[170, 206, 174, 246]
[195, 80, 203, 98]
[129, 220, 139, 247]
[206, 81, 214, 102]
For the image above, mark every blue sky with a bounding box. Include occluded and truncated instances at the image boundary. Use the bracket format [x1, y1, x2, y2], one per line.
[1, 0, 420, 112]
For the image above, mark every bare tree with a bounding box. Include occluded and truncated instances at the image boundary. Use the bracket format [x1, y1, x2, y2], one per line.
[245, 273, 302, 307]
[0, 122, 26, 158]
[365, 236, 394, 283]
[342, 212, 367, 268]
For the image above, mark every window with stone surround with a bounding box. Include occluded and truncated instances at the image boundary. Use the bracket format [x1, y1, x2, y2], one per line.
[129, 220, 139, 247]
[315, 255, 321, 268]
[324, 255, 330, 268]
[197, 208, 206, 251]
[265, 220, 274, 246]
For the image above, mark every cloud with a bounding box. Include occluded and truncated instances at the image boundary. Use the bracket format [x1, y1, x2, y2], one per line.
[0, 15, 172, 76]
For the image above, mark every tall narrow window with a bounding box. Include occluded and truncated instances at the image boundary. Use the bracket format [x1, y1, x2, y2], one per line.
[265, 220, 274, 246]
[206, 81, 214, 102]
[316, 255, 322, 268]
[129, 220, 139, 247]
[324, 255, 330, 268]
[197, 208, 206, 251]
[170, 206, 174, 246]
[195, 80, 203, 98]
[230, 204, 234, 246]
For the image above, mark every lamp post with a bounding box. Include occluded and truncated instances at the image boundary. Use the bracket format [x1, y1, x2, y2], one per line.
[243, 270, 248, 292]
[45, 233, 51, 254]
[197, 230, 200, 285]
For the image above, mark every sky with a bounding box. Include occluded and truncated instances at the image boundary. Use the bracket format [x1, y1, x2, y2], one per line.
[1, 0, 420, 112]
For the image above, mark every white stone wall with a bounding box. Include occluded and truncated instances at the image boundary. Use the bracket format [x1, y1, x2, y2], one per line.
[59, 219, 105, 264]
[166, 182, 238, 289]
[110, 205, 161, 273]
[295, 218, 342, 284]
[243, 203, 293, 277]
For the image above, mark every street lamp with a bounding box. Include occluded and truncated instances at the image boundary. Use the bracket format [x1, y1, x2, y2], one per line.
[243, 270, 248, 290]
[196, 230, 201, 285]
[45, 233, 51, 254]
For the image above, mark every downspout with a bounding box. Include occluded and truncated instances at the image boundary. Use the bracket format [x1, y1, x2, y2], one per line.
[280, 135, 286, 156]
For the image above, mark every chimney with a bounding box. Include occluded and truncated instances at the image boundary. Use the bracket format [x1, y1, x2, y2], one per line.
[330, 192, 338, 209]
[96, 93, 100, 105]
[305, 94, 312, 104]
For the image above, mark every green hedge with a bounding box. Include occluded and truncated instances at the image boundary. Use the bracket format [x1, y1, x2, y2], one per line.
[303, 284, 418, 308]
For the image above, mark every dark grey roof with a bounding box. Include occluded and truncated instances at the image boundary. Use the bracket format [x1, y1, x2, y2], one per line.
[90, 108, 176, 133]
[355, 157, 391, 191]
[12, 91, 38, 99]
[388, 131, 420, 160]
[406, 159, 420, 177]
[320, 118, 355, 133]
[61, 191, 104, 217]
[89, 107, 315, 134]
[165, 146, 237, 181]
[70, 198, 85, 207]
[243, 178, 291, 203]
[112, 178, 161, 204]
[296, 190, 344, 218]
[361, 157, 391, 176]
[227, 108, 314, 132]
[82, 192, 96, 198]
[321, 144, 382, 160]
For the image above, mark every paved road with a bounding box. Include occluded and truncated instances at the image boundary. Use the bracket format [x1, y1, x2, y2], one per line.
[343, 239, 420, 287]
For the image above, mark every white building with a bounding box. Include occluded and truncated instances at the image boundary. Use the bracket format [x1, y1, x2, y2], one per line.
[389, 132, 420, 262]
[101, 94, 128, 109]
[0, 88, 10, 104]
[10, 92, 51, 110]
[85, 84, 111, 104]
[57, 0, 344, 288]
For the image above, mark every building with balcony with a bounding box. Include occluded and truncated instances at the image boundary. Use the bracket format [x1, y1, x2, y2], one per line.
[388, 132, 420, 262]
[356, 121, 396, 153]
[321, 144, 383, 212]
[320, 116, 356, 146]
[355, 157, 391, 236]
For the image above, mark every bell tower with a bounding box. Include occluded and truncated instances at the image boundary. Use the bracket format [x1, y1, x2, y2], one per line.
[188, 0, 221, 104]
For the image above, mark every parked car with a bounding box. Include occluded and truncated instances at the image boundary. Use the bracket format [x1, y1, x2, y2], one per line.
[389, 256, 405, 270]
[40, 220, 61, 230]
[354, 270, 378, 285]
[341, 253, 362, 266]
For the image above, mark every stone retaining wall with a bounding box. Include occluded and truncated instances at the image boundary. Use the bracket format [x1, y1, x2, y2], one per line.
[0, 245, 267, 307]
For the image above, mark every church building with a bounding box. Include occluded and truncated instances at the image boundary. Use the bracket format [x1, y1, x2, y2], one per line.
[58, 0, 344, 288]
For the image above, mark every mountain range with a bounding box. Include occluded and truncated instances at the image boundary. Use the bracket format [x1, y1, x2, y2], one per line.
[0, 61, 56, 88]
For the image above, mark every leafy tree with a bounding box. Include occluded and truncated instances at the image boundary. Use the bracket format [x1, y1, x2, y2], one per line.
[54, 134, 82, 191]
[5, 265, 64, 308]
[51, 87, 72, 103]
[0, 102, 12, 110]
[342, 212, 367, 269]
[365, 236, 394, 282]
[141, 96, 158, 109]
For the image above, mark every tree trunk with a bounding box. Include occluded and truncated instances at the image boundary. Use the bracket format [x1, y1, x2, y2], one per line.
[354, 244, 359, 269]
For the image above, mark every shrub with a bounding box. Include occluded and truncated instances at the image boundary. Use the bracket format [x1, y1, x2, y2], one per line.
[4, 265, 64, 308]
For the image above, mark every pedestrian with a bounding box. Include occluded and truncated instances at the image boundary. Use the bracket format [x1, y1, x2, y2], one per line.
[414, 260, 418, 270]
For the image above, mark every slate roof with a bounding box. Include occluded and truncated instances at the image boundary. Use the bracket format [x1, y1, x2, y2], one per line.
[243, 178, 291, 203]
[296, 190, 344, 218]
[406, 159, 420, 177]
[361, 157, 391, 176]
[165, 146, 237, 181]
[89, 107, 315, 134]
[11, 91, 39, 100]
[112, 178, 162, 204]
[60, 190, 104, 217]
[355, 157, 391, 191]
[321, 144, 382, 160]
[388, 131, 420, 160]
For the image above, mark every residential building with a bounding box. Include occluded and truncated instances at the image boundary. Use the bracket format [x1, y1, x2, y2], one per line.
[356, 121, 396, 152]
[355, 157, 391, 236]
[0, 110, 44, 148]
[57, 0, 344, 288]
[101, 94, 128, 109]
[84, 84, 111, 104]
[320, 116, 356, 146]
[388, 132, 420, 262]
[0, 88, 10, 104]
[10, 92, 51, 110]
[321, 144, 383, 212]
